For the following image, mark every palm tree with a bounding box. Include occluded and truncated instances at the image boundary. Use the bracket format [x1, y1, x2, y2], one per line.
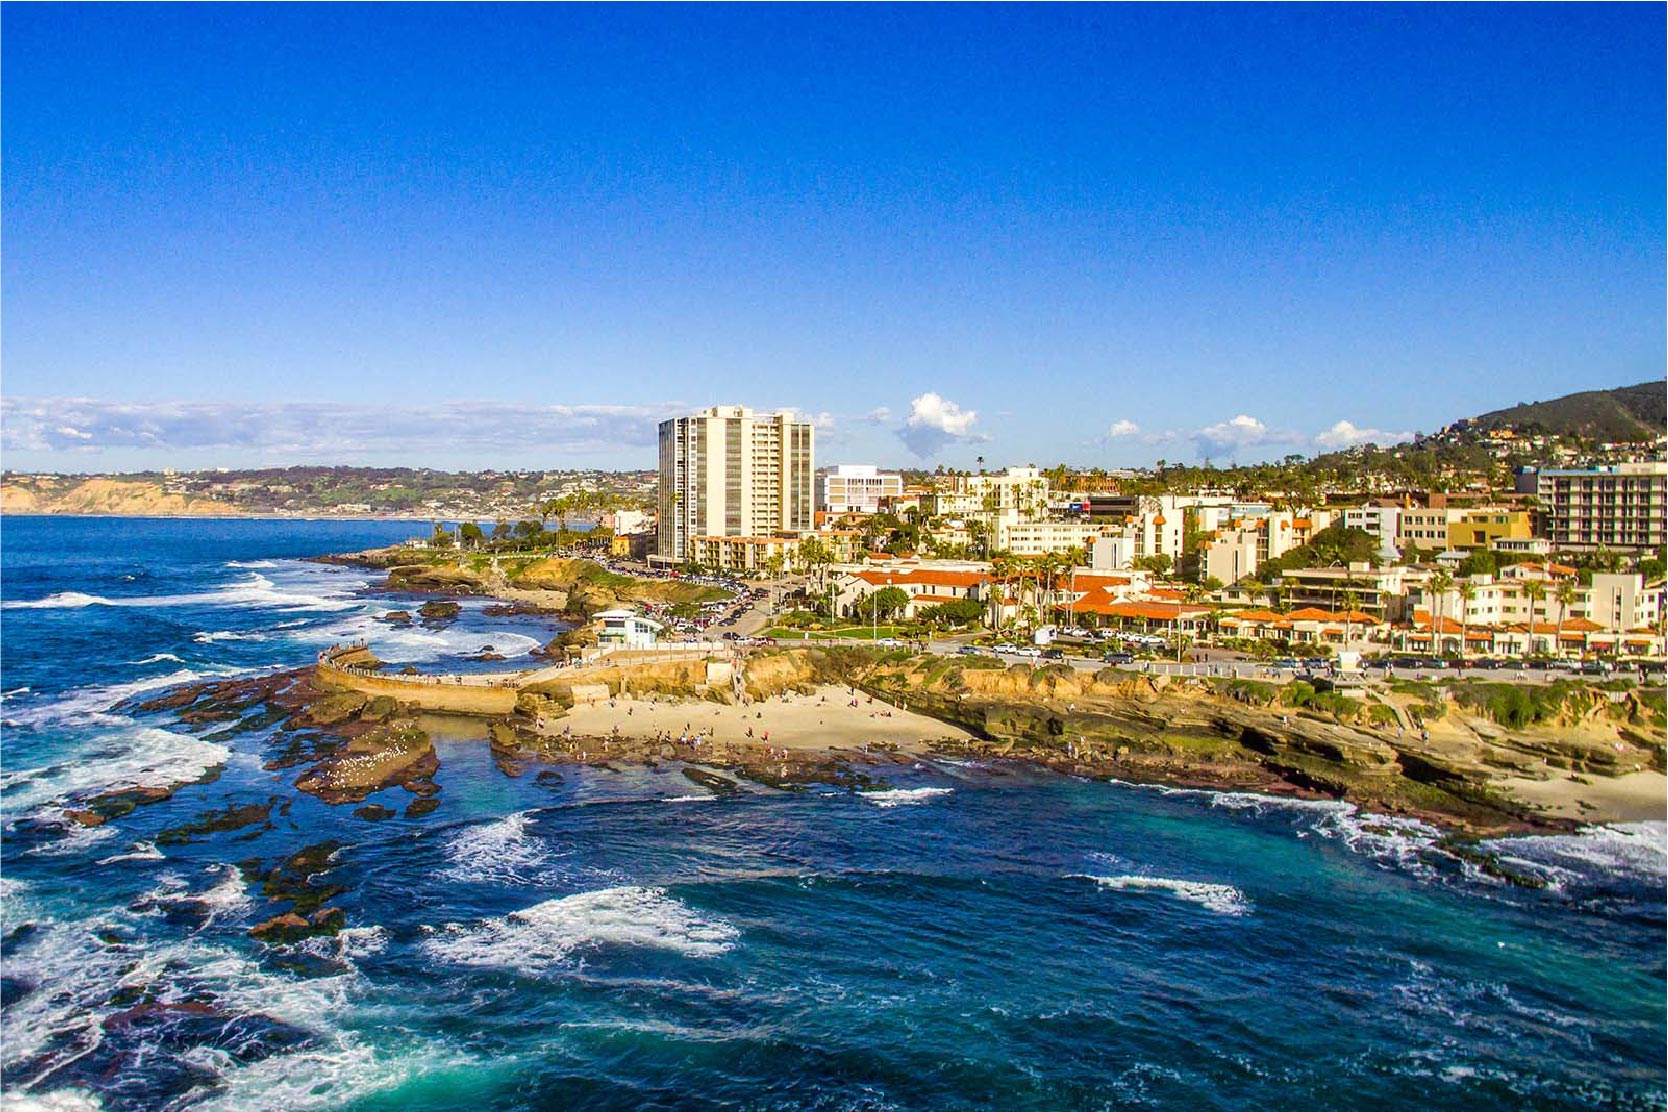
[1553, 578, 1578, 653]
[1341, 589, 1361, 654]
[1523, 579, 1547, 661]
[1456, 580, 1476, 661]
[1429, 571, 1454, 657]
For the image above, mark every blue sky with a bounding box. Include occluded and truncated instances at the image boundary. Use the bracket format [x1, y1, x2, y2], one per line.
[3, 4, 1662, 473]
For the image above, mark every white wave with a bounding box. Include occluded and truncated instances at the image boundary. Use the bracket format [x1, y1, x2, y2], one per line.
[225, 559, 279, 569]
[295, 925, 389, 964]
[0, 727, 229, 813]
[373, 626, 543, 662]
[1075, 874, 1251, 917]
[2, 591, 113, 610]
[23, 822, 117, 858]
[3, 572, 358, 615]
[423, 885, 739, 970]
[0, 895, 367, 1095]
[0, 666, 252, 731]
[440, 812, 563, 886]
[3, 686, 33, 699]
[1482, 821, 1667, 889]
[0, 1090, 105, 1111]
[128, 653, 186, 665]
[188, 1035, 476, 1112]
[1124, 782, 1444, 872]
[663, 794, 716, 804]
[860, 786, 954, 808]
[193, 630, 266, 643]
[95, 841, 166, 865]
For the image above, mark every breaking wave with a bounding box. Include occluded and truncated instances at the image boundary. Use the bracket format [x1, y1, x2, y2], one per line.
[860, 787, 954, 808]
[421, 886, 739, 970]
[1073, 874, 1251, 917]
[440, 811, 565, 886]
[3, 572, 357, 614]
[0, 727, 229, 814]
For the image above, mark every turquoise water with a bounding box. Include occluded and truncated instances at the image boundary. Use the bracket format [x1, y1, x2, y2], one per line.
[2, 517, 1663, 1110]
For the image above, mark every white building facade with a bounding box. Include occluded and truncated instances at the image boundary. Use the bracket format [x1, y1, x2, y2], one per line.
[656, 406, 815, 562]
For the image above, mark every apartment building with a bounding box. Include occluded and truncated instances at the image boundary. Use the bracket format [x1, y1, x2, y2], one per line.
[1535, 462, 1667, 552]
[656, 406, 815, 563]
[1277, 563, 1429, 621]
[1446, 508, 1533, 550]
[1396, 507, 1460, 551]
[816, 465, 903, 515]
[1343, 502, 1402, 560]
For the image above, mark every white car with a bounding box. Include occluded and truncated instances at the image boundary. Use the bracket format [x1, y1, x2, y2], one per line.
[1016, 646, 1043, 658]
[993, 642, 1018, 653]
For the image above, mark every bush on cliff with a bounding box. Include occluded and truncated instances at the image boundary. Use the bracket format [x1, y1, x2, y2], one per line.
[1451, 681, 1595, 730]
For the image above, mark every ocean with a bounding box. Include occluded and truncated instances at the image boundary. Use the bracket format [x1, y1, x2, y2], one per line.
[1, 516, 1663, 1111]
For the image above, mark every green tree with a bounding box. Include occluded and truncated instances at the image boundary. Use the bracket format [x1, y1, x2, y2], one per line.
[1133, 553, 1173, 577]
[870, 585, 911, 622]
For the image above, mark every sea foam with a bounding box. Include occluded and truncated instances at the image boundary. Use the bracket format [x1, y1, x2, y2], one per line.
[0, 727, 229, 813]
[422, 886, 739, 970]
[1075, 874, 1251, 916]
[440, 811, 565, 886]
[860, 787, 954, 808]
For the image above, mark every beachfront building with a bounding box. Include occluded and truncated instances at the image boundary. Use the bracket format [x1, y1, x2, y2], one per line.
[1534, 462, 1667, 552]
[593, 609, 664, 650]
[1216, 607, 1388, 649]
[828, 560, 992, 619]
[656, 406, 815, 564]
[816, 465, 903, 515]
[686, 529, 863, 575]
[1058, 597, 1214, 639]
[1276, 563, 1429, 622]
[1396, 568, 1665, 659]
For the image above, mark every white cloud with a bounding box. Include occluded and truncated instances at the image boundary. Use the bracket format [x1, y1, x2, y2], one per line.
[1107, 419, 1140, 437]
[778, 408, 836, 431]
[898, 392, 983, 458]
[1192, 414, 1271, 458]
[0, 397, 684, 460]
[1314, 420, 1413, 451]
[862, 406, 893, 424]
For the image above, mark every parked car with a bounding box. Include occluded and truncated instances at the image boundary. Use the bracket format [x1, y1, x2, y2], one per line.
[1102, 651, 1135, 664]
[1016, 646, 1043, 659]
[958, 645, 986, 657]
[1041, 648, 1066, 661]
[993, 642, 1019, 654]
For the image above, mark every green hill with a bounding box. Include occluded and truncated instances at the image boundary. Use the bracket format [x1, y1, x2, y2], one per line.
[1470, 381, 1664, 441]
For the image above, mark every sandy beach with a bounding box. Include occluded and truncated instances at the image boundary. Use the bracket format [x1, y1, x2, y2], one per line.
[539, 683, 975, 754]
[1496, 769, 1667, 824]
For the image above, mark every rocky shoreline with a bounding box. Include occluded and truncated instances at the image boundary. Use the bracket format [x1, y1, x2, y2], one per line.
[50, 628, 1661, 947]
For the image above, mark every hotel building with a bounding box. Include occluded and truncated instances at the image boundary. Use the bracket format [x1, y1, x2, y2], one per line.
[656, 406, 815, 563]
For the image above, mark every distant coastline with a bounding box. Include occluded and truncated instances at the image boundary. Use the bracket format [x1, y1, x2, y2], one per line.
[0, 510, 438, 523]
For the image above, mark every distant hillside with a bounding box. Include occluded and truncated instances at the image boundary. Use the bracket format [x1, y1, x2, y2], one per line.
[1469, 381, 1665, 441]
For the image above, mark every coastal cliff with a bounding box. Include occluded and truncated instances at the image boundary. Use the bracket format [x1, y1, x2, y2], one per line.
[1, 476, 240, 516]
[316, 547, 726, 626]
[156, 643, 1666, 836]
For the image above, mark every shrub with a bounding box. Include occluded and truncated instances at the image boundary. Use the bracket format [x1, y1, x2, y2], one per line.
[1223, 679, 1278, 706]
